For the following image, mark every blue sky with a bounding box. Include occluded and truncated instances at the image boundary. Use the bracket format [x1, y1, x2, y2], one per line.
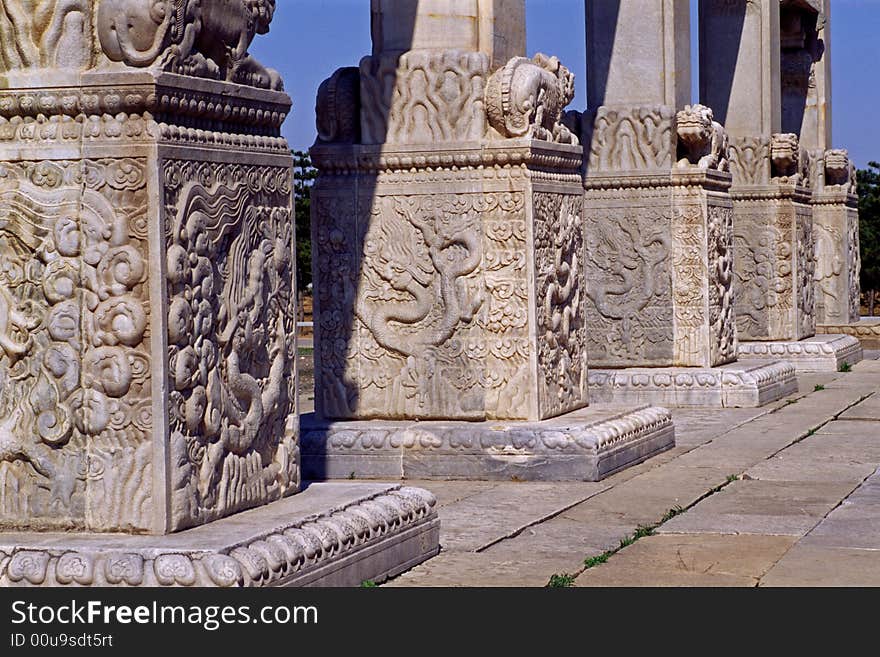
[251, 0, 880, 167]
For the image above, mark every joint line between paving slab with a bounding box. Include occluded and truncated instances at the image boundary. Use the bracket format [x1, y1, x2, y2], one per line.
[563, 474, 747, 585]
[556, 389, 875, 585]
[474, 484, 616, 553]
[754, 466, 880, 587]
[763, 391, 875, 463]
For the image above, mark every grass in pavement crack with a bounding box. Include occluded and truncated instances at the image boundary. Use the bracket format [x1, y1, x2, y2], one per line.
[572, 474, 744, 579]
[547, 573, 577, 588]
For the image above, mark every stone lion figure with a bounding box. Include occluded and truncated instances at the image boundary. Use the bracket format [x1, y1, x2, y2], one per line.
[97, 0, 283, 90]
[675, 104, 729, 171]
[771, 133, 811, 186]
[824, 149, 857, 193]
[485, 53, 579, 145]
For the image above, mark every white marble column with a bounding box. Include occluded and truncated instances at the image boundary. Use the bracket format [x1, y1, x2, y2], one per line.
[700, 0, 862, 371]
[305, 0, 676, 480]
[581, 0, 738, 372]
[700, 0, 815, 343]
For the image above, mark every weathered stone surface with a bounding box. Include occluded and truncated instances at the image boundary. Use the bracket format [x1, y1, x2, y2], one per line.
[699, 0, 782, 139]
[700, 1, 829, 345]
[0, 3, 298, 535]
[586, 0, 691, 109]
[759, 468, 880, 585]
[0, 0, 444, 588]
[0, 483, 440, 587]
[431, 482, 607, 551]
[737, 334, 863, 372]
[582, 170, 738, 370]
[839, 395, 880, 421]
[371, 0, 526, 70]
[385, 551, 554, 588]
[589, 360, 798, 407]
[658, 480, 855, 536]
[301, 406, 675, 481]
[813, 154, 860, 325]
[313, 2, 587, 423]
[760, 544, 880, 587]
[576, 534, 798, 587]
[732, 182, 816, 342]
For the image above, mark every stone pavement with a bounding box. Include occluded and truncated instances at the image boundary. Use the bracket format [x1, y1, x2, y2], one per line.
[380, 354, 880, 587]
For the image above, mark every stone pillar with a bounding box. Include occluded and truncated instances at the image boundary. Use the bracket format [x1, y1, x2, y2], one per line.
[700, 0, 861, 370]
[0, 0, 438, 588]
[794, 2, 861, 326]
[575, 0, 796, 407]
[306, 0, 674, 479]
[700, 0, 814, 344]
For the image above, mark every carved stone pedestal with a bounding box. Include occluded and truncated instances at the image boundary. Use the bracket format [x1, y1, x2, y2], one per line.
[732, 183, 816, 343]
[575, 104, 797, 408]
[812, 149, 861, 326]
[0, 1, 439, 586]
[583, 164, 737, 370]
[589, 361, 798, 408]
[301, 407, 674, 482]
[0, 484, 439, 587]
[311, 140, 590, 423]
[817, 319, 880, 350]
[737, 334, 863, 372]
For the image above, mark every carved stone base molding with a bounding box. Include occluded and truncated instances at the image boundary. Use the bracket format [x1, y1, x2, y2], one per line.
[817, 319, 880, 350]
[732, 185, 816, 342]
[300, 407, 674, 482]
[0, 484, 439, 587]
[589, 361, 798, 408]
[737, 335, 864, 372]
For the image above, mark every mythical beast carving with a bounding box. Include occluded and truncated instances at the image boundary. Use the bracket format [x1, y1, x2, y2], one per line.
[824, 149, 857, 193]
[770, 133, 811, 186]
[675, 104, 729, 172]
[97, 0, 282, 89]
[485, 53, 578, 144]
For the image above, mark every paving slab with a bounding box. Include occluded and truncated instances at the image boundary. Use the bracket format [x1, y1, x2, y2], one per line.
[481, 516, 633, 573]
[759, 545, 880, 586]
[385, 551, 561, 588]
[402, 481, 501, 508]
[658, 480, 858, 536]
[384, 362, 880, 587]
[839, 394, 880, 421]
[814, 419, 880, 436]
[667, 408, 768, 447]
[575, 534, 797, 587]
[429, 482, 608, 551]
[796, 469, 880, 550]
[565, 465, 733, 527]
[745, 451, 878, 484]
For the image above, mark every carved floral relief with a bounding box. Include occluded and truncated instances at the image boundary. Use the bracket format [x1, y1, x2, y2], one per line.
[0, 158, 152, 532]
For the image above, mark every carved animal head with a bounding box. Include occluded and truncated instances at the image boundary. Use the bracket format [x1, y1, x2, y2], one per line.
[676, 104, 714, 148]
[246, 0, 276, 35]
[534, 53, 576, 110]
[771, 133, 800, 177]
[824, 149, 851, 187]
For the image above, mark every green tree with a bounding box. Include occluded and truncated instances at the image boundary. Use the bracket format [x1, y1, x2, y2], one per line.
[293, 149, 318, 294]
[858, 162, 880, 315]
